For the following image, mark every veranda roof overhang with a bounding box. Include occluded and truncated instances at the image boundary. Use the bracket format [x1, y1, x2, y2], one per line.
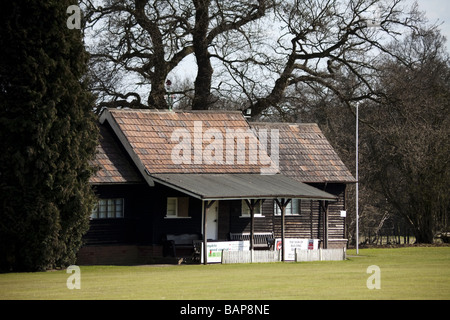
[151, 173, 337, 264]
[150, 173, 337, 201]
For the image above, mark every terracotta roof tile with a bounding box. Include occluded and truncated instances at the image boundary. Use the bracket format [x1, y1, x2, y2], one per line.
[104, 109, 277, 174]
[251, 122, 355, 183]
[92, 109, 354, 184]
[90, 124, 144, 184]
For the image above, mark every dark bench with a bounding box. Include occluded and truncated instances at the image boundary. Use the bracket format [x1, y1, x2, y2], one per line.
[162, 233, 201, 258]
[229, 232, 274, 249]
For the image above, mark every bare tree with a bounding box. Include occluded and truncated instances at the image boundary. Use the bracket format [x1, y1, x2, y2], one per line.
[82, 0, 424, 116]
[263, 13, 449, 245]
[225, 0, 425, 118]
[82, 0, 272, 111]
[362, 28, 450, 243]
[83, 0, 195, 109]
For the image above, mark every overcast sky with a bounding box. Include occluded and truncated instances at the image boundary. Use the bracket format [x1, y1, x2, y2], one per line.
[412, 0, 450, 51]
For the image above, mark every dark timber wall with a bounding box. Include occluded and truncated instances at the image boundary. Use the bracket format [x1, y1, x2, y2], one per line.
[225, 183, 347, 248]
[79, 182, 347, 264]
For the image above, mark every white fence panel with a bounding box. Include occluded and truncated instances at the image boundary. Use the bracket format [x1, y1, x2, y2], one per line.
[221, 248, 346, 264]
[295, 248, 346, 262]
[253, 250, 279, 263]
[222, 250, 280, 264]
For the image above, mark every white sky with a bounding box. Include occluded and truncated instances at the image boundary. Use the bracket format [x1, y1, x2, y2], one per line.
[412, 0, 450, 51]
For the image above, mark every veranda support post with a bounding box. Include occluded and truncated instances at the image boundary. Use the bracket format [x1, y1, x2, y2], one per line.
[203, 200, 216, 265]
[244, 199, 261, 263]
[275, 198, 291, 262]
[320, 201, 329, 249]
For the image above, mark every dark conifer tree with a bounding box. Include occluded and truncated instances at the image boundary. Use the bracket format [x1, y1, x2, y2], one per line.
[0, 0, 98, 271]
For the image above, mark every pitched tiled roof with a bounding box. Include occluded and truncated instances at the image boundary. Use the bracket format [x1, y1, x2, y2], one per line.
[90, 124, 144, 184]
[100, 109, 277, 175]
[250, 122, 355, 183]
[91, 109, 354, 185]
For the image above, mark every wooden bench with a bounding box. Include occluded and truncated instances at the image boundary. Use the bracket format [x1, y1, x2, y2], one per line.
[162, 233, 201, 258]
[229, 232, 274, 249]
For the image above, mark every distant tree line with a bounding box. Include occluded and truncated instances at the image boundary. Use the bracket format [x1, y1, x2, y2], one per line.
[292, 29, 450, 245]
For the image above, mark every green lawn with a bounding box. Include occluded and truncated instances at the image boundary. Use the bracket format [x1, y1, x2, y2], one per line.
[0, 247, 449, 300]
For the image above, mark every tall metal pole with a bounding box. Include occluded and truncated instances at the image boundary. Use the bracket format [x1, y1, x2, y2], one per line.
[281, 201, 286, 262]
[356, 103, 359, 255]
[203, 201, 208, 265]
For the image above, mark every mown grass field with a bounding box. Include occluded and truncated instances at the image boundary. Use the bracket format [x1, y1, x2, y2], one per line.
[0, 247, 449, 300]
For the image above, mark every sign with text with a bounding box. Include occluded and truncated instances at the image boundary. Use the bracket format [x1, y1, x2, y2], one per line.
[201, 240, 250, 263]
[275, 238, 319, 261]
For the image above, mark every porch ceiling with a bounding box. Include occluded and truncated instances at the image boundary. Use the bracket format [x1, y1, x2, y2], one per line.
[150, 173, 337, 201]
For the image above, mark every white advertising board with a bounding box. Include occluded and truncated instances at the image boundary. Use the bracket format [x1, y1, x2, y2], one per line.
[275, 238, 319, 261]
[201, 240, 250, 263]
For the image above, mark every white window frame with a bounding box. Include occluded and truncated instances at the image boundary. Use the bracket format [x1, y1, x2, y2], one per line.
[166, 197, 178, 218]
[91, 198, 124, 219]
[240, 200, 263, 218]
[274, 199, 301, 216]
[165, 197, 190, 218]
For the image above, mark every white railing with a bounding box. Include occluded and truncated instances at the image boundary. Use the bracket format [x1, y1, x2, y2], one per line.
[295, 248, 346, 262]
[221, 248, 346, 264]
[221, 250, 280, 264]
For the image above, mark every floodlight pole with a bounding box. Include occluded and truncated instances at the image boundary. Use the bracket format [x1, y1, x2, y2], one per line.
[356, 103, 359, 255]
[355, 6, 381, 254]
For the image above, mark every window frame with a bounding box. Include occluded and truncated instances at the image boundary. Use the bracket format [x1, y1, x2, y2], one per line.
[274, 199, 301, 216]
[240, 199, 264, 218]
[165, 197, 191, 219]
[91, 198, 124, 219]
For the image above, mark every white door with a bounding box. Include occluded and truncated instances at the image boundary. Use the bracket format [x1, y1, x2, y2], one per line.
[206, 201, 218, 240]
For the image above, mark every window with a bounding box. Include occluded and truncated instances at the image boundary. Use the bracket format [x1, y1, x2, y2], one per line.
[166, 197, 190, 218]
[166, 198, 178, 217]
[91, 198, 124, 219]
[274, 199, 301, 216]
[241, 200, 263, 217]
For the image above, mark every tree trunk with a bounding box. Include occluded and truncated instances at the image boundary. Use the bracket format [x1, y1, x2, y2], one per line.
[148, 75, 168, 109]
[192, 55, 213, 110]
[192, 0, 212, 110]
[135, 0, 168, 109]
[412, 221, 434, 243]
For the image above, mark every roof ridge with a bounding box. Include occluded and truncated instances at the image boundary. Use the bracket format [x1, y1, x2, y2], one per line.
[107, 108, 242, 114]
[174, 109, 242, 114]
[250, 122, 318, 126]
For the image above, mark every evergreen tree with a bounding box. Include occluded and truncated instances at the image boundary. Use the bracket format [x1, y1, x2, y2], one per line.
[0, 0, 98, 271]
